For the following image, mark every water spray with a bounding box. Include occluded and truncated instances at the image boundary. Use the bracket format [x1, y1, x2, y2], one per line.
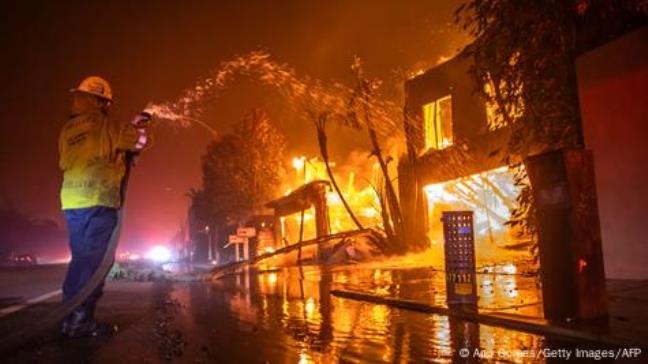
[139, 51, 402, 140]
[141, 102, 218, 138]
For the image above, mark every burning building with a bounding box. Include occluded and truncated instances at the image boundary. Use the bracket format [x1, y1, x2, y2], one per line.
[266, 180, 331, 248]
[398, 26, 648, 280]
[268, 156, 384, 247]
[398, 26, 648, 319]
[398, 54, 603, 320]
[259, 156, 386, 265]
[398, 54, 539, 264]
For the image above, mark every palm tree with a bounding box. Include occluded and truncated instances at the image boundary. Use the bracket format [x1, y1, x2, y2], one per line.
[307, 110, 364, 231]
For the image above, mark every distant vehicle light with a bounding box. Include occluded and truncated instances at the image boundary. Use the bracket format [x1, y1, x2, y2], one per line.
[13, 254, 37, 266]
[146, 246, 172, 263]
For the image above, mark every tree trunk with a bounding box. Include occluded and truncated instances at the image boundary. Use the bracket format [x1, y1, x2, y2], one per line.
[362, 101, 403, 239]
[316, 126, 364, 231]
[376, 182, 395, 243]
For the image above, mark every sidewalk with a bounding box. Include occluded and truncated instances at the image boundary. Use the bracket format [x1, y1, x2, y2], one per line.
[603, 279, 648, 345]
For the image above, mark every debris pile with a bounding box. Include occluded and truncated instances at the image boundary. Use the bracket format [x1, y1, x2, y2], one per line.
[108, 262, 201, 282]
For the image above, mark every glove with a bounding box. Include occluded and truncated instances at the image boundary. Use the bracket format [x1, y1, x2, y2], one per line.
[116, 124, 141, 151]
[129, 112, 152, 151]
[134, 130, 148, 151]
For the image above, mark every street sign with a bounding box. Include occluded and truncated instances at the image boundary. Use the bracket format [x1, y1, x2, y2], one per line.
[229, 235, 248, 244]
[236, 227, 257, 237]
[227, 235, 249, 262]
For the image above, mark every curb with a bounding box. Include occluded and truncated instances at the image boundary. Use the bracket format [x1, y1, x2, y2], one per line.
[330, 289, 640, 347]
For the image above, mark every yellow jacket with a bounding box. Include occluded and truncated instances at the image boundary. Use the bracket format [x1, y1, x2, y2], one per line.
[59, 111, 139, 210]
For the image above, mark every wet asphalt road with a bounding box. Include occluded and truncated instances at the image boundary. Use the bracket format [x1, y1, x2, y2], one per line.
[0, 265, 644, 363]
[0, 264, 544, 363]
[0, 264, 66, 310]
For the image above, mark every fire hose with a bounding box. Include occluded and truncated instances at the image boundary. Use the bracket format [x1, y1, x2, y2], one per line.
[0, 124, 144, 353]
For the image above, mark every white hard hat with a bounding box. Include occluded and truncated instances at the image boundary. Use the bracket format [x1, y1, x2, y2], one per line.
[70, 76, 113, 101]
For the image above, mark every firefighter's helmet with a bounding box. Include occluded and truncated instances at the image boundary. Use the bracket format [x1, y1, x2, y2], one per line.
[70, 76, 113, 101]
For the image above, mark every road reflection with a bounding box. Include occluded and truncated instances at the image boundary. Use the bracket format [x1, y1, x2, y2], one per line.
[202, 265, 546, 363]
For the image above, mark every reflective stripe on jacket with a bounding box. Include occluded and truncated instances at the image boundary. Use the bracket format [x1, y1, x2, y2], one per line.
[59, 111, 139, 209]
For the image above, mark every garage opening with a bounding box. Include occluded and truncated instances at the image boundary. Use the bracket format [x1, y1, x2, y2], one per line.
[422, 166, 533, 265]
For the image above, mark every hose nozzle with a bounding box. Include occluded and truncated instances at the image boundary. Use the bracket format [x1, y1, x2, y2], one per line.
[132, 103, 155, 128]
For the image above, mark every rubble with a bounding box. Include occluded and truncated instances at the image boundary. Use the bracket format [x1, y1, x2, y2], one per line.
[108, 262, 201, 282]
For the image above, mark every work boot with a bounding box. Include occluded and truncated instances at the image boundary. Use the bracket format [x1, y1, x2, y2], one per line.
[66, 321, 116, 338]
[60, 319, 71, 337]
[60, 308, 87, 337]
[61, 308, 116, 338]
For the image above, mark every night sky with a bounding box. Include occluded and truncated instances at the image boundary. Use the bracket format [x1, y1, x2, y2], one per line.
[0, 0, 468, 252]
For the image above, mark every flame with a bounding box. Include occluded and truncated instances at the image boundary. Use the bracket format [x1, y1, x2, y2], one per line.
[292, 156, 306, 170]
[423, 166, 530, 263]
[277, 154, 385, 245]
[268, 272, 278, 284]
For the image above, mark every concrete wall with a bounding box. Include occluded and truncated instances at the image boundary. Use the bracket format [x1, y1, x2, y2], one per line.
[576, 27, 648, 279]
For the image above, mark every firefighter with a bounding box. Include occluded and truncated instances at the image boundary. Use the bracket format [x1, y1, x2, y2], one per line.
[59, 76, 149, 337]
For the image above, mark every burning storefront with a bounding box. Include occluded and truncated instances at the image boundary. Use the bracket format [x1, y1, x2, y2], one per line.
[399, 54, 536, 264]
[399, 52, 610, 320]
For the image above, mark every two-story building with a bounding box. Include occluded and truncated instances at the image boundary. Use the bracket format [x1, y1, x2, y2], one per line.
[398, 54, 541, 262]
[399, 26, 648, 283]
[397, 27, 648, 319]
